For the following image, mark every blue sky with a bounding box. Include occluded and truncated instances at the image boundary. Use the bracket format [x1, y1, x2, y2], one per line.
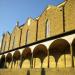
[0, 0, 64, 43]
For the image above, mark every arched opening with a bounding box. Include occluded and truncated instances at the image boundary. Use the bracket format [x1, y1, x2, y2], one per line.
[13, 51, 21, 68]
[0, 55, 6, 68]
[33, 44, 47, 68]
[46, 19, 50, 38]
[6, 53, 12, 68]
[49, 39, 71, 68]
[21, 48, 32, 68]
[72, 39, 75, 67]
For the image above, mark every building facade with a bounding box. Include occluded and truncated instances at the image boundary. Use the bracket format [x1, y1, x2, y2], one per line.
[0, 0, 75, 71]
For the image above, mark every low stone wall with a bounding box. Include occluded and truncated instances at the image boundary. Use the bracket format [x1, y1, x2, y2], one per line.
[0, 68, 75, 75]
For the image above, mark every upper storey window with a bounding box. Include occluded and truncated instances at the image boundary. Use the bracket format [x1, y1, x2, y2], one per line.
[46, 19, 50, 38]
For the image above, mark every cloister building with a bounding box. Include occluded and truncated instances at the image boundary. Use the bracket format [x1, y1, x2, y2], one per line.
[0, 0, 75, 74]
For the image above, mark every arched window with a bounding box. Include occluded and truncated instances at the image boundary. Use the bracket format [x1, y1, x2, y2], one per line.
[46, 19, 50, 38]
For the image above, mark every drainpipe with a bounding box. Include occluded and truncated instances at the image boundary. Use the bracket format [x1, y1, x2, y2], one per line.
[36, 20, 38, 41]
[62, 6, 65, 32]
[62, 1, 67, 32]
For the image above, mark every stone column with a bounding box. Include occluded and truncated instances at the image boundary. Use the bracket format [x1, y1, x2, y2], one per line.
[31, 53, 33, 68]
[48, 50, 49, 68]
[4, 56, 6, 68]
[11, 57, 14, 68]
[19, 55, 22, 68]
[64, 49, 66, 68]
[70, 44, 74, 67]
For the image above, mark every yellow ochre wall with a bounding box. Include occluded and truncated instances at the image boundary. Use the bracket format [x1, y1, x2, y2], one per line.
[9, 26, 21, 50]
[65, 0, 75, 31]
[20, 23, 28, 46]
[4, 33, 10, 51]
[1, 32, 10, 51]
[37, 6, 63, 41]
[27, 18, 37, 44]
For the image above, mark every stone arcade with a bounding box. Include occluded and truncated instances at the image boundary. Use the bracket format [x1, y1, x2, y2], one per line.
[0, 0, 75, 75]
